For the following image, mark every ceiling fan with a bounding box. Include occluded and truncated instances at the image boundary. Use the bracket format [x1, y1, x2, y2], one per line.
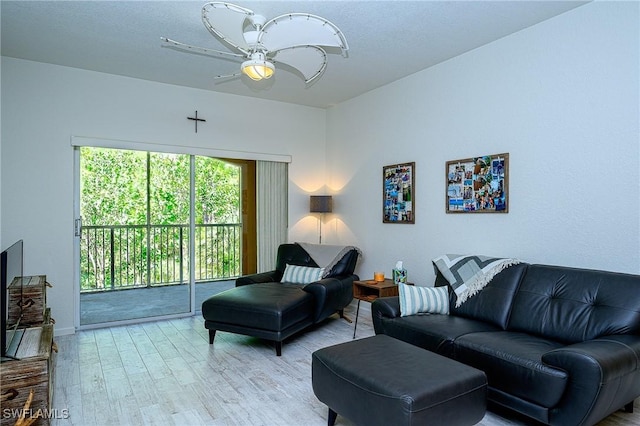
[161, 2, 349, 85]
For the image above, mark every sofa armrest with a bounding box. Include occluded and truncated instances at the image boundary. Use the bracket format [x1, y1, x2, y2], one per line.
[371, 296, 401, 318]
[304, 275, 356, 323]
[371, 296, 401, 335]
[542, 334, 640, 425]
[235, 270, 281, 287]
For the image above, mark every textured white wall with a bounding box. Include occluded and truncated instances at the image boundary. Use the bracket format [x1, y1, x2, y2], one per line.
[0, 59, 326, 334]
[2, 1, 638, 334]
[325, 1, 640, 284]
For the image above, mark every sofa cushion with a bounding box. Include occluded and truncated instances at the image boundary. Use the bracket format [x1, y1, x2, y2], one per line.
[436, 263, 528, 330]
[507, 265, 640, 343]
[281, 264, 325, 284]
[399, 284, 449, 316]
[201, 282, 314, 331]
[275, 243, 318, 273]
[454, 331, 567, 408]
[433, 255, 521, 306]
[274, 243, 359, 278]
[372, 311, 501, 357]
[324, 248, 359, 277]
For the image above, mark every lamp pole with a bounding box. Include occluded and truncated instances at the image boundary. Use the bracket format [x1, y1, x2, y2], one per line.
[310, 195, 333, 245]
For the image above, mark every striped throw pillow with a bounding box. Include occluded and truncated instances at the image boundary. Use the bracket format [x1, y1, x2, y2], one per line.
[281, 264, 325, 284]
[399, 284, 449, 317]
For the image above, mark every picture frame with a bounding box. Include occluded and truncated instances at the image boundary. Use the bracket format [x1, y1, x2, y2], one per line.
[383, 162, 415, 223]
[446, 153, 508, 213]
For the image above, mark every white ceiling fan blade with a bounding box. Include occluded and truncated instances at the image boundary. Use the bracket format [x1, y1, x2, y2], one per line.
[161, 37, 245, 60]
[202, 2, 254, 55]
[272, 46, 327, 84]
[214, 71, 242, 83]
[259, 13, 349, 56]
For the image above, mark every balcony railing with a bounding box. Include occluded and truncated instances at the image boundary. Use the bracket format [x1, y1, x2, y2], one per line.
[80, 223, 241, 292]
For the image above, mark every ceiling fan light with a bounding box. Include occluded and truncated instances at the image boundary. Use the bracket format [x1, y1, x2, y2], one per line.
[241, 59, 274, 81]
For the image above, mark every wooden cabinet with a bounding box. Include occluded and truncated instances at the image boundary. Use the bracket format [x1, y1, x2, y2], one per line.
[1, 325, 55, 425]
[1, 277, 55, 426]
[8, 276, 49, 326]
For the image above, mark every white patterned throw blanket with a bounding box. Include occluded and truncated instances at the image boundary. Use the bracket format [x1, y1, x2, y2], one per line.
[432, 254, 520, 307]
[297, 242, 362, 278]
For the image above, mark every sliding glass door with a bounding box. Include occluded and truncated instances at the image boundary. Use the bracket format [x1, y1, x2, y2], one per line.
[76, 147, 247, 326]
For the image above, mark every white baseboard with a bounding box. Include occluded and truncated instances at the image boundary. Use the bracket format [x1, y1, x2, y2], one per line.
[54, 326, 75, 336]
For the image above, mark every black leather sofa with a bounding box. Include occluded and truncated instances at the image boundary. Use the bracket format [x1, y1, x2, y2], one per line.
[202, 243, 359, 355]
[372, 262, 640, 425]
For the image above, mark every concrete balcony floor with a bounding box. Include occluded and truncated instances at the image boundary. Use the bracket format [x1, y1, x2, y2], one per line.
[79, 280, 235, 326]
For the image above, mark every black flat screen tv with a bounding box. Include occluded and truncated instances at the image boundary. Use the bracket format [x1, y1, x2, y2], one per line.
[1, 239, 24, 359]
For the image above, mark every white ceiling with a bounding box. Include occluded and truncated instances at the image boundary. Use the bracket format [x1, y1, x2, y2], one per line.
[1, 1, 588, 108]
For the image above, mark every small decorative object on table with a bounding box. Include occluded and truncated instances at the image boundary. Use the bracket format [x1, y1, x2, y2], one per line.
[373, 272, 385, 282]
[392, 260, 407, 285]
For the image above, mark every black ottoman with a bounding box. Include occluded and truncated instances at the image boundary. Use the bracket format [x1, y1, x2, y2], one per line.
[202, 283, 315, 356]
[312, 335, 487, 426]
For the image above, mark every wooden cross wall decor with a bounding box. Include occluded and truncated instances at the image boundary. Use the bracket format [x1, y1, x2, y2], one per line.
[187, 111, 206, 133]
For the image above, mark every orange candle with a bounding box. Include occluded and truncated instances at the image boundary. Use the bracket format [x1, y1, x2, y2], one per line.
[374, 272, 385, 282]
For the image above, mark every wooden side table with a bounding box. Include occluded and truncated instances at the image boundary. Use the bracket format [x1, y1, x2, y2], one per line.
[352, 279, 411, 339]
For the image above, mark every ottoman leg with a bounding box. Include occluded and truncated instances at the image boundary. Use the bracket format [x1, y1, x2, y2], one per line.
[275, 341, 282, 356]
[328, 408, 337, 426]
[209, 329, 216, 345]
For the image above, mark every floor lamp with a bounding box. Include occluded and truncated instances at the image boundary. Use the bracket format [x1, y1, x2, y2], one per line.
[310, 195, 333, 244]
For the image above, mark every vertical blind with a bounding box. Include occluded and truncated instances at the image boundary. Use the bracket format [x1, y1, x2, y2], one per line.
[256, 161, 288, 272]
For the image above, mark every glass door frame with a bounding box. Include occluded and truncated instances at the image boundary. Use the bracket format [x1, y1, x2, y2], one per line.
[73, 148, 197, 330]
[71, 136, 284, 331]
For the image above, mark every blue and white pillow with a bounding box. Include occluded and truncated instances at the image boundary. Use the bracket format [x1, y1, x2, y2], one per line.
[399, 284, 449, 317]
[281, 264, 325, 284]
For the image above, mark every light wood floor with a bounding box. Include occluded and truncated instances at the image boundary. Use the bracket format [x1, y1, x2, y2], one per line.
[52, 301, 639, 425]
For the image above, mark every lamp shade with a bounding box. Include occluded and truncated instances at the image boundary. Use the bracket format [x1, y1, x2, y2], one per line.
[310, 195, 333, 213]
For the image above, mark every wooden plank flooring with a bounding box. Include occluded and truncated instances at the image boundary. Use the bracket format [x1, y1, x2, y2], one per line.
[51, 301, 639, 425]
